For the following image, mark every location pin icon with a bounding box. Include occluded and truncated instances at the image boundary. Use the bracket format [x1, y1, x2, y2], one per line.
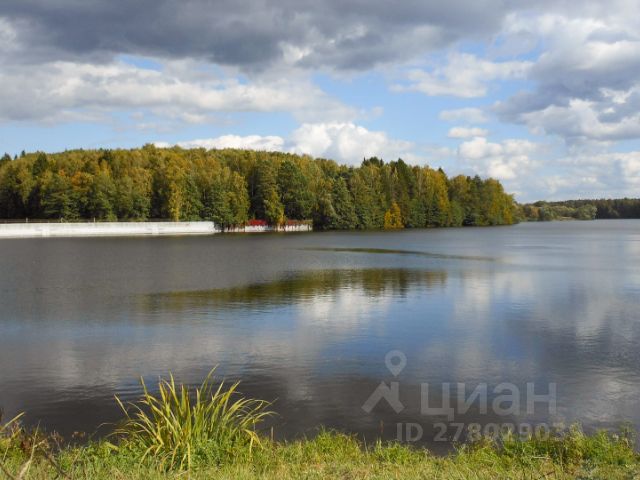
[385, 350, 407, 377]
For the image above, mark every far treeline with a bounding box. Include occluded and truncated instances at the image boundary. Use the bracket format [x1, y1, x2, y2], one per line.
[522, 199, 640, 222]
[0, 147, 519, 229]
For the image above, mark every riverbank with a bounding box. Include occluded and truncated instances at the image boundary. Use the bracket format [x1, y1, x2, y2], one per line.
[1, 372, 638, 479]
[1, 426, 637, 479]
[0, 221, 312, 238]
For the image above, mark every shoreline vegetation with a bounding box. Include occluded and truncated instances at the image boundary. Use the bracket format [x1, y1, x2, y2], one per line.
[0, 147, 518, 230]
[1, 374, 638, 479]
[521, 199, 640, 222]
[2, 148, 638, 232]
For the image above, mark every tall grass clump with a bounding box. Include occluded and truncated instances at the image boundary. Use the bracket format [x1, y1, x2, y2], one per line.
[114, 370, 272, 471]
[0, 411, 23, 450]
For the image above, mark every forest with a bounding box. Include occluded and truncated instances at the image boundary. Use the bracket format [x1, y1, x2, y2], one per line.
[521, 199, 640, 222]
[0, 146, 518, 230]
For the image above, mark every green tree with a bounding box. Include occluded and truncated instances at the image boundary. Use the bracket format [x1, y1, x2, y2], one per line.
[313, 185, 336, 229]
[201, 167, 249, 229]
[32, 153, 50, 177]
[114, 168, 152, 220]
[576, 204, 597, 220]
[255, 159, 284, 225]
[405, 197, 426, 228]
[0, 160, 36, 218]
[329, 177, 357, 229]
[86, 170, 116, 220]
[449, 200, 465, 227]
[350, 162, 386, 229]
[0, 153, 11, 169]
[423, 168, 451, 227]
[41, 171, 80, 219]
[0, 146, 521, 230]
[277, 159, 314, 219]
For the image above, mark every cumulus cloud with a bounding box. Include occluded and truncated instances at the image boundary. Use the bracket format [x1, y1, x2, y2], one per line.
[0, 60, 355, 123]
[496, 11, 640, 144]
[448, 127, 489, 138]
[516, 150, 640, 201]
[157, 122, 416, 165]
[457, 137, 539, 180]
[394, 53, 532, 98]
[0, 1, 521, 71]
[505, 92, 640, 144]
[289, 122, 416, 164]
[158, 135, 286, 151]
[558, 151, 640, 189]
[2, 0, 640, 203]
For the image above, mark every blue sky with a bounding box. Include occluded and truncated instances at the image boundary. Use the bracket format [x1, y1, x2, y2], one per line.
[1, 1, 639, 201]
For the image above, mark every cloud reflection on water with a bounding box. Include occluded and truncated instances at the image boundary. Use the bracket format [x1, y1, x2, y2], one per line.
[1, 222, 639, 444]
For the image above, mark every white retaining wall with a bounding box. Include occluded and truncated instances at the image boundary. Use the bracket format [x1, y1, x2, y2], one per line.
[0, 221, 313, 238]
[0, 222, 218, 238]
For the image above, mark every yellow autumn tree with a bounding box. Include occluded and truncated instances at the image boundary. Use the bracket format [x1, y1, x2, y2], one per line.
[384, 201, 404, 229]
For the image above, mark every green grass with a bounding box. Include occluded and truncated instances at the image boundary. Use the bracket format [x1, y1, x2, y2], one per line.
[113, 370, 273, 470]
[1, 373, 638, 479]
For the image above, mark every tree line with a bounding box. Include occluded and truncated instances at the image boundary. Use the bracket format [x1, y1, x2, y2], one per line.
[521, 199, 640, 222]
[0, 146, 518, 229]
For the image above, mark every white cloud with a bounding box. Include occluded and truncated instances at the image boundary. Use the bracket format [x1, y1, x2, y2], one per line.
[531, 16, 640, 93]
[457, 137, 538, 180]
[497, 12, 640, 144]
[157, 122, 417, 165]
[557, 151, 640, 189]
[439, 107, 488, 124]
[158, 135, 286, 151]
[0, 60, 356, 124]
[448, 126, 489, 138]
[395, 53, 532, 98]
[518, 96, 640, 143]
[4, 2, 640, 204]
[289, 122, 415, 164]
[456, 141, 640, 202]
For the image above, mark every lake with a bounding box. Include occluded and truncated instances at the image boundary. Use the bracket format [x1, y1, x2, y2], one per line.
[1, 220, 639, 447]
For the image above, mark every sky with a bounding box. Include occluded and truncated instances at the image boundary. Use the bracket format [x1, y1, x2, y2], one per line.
[1, 1, 639, 201]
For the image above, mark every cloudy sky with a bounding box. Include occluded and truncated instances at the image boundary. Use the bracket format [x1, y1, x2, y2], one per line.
[1, 0, 639, 201]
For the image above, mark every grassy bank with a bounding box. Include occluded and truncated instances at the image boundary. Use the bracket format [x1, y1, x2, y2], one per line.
[1, 373, 638, 479]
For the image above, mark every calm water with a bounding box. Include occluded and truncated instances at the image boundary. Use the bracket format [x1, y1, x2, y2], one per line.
[1, 220, 639, 447]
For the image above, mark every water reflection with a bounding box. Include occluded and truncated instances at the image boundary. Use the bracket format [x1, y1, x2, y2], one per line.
[139, 268, 448, 311]
[1, 221, 639, 446]
[300, 247, 497, 262]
